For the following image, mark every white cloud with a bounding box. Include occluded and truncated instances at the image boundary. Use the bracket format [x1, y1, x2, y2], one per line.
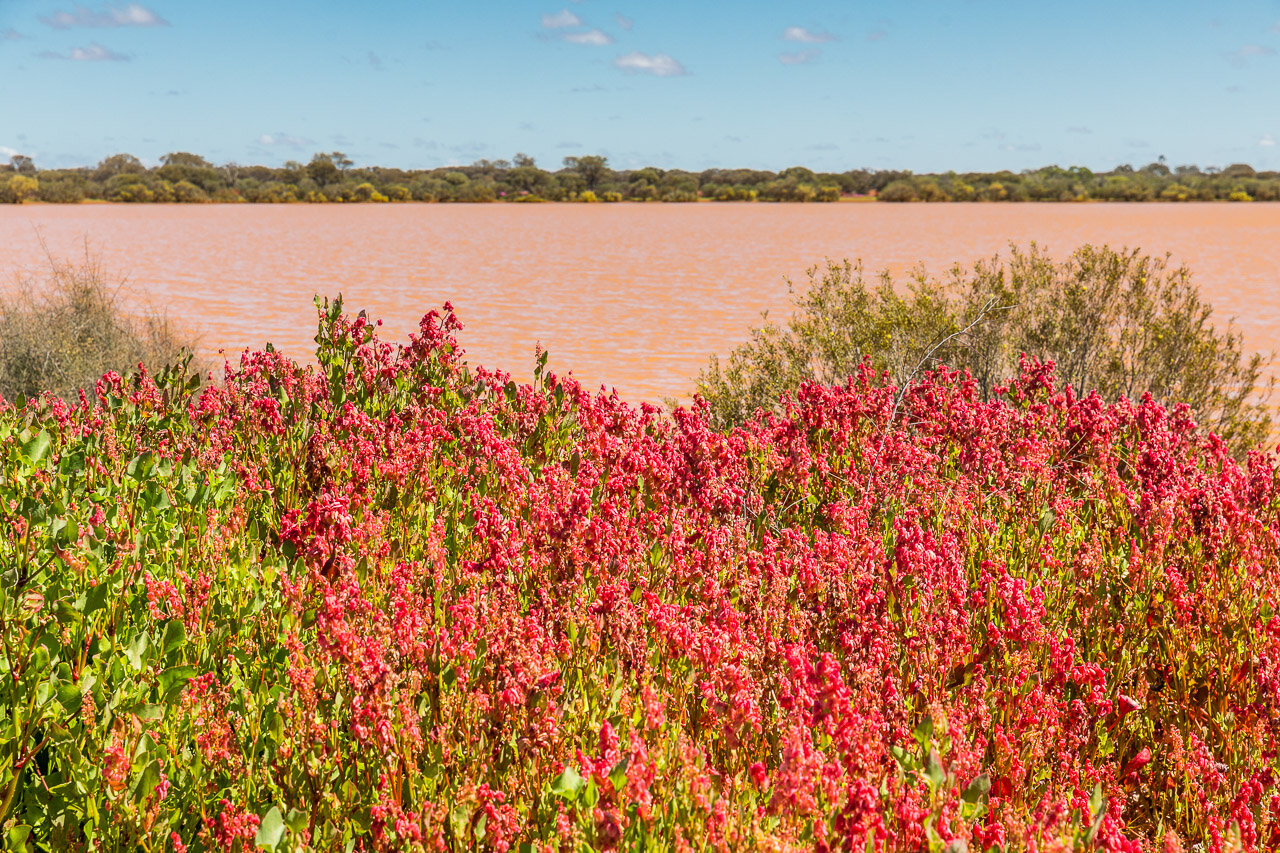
[779, 49, 819, 65]
[615, 13, 633, 31]
[73, 43, 129, 60]
[783, 26, 835, 43]
[564, 28, 613, 45]
[613, 50, 685, 76]
[0, 146, 19, 158]
[1228, 44, 1276, 65]
[541, 8, 582, 28]
[41, 41, 130, 60]
[258, 132, 312, 148]
[41, 3, 168, 29]
[1260, 134, 1277, 147]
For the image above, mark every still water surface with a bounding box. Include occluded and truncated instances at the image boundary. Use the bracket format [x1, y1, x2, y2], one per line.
[1, 203, 1278, 403]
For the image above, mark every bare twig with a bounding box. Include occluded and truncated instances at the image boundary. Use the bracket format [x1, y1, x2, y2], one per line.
[864, 297, 1014, 494]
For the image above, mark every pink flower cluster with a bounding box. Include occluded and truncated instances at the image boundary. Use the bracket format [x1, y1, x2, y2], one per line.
[18, 300, 1280, 850]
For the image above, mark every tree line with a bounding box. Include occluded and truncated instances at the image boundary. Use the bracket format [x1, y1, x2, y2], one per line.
[2, 151, 1278, 204]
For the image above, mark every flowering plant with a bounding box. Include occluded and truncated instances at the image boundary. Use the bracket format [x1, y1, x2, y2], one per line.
[1, 296, 1277, 851]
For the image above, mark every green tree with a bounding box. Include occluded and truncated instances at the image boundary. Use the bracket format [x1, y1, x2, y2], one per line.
[93, 153, 145, 183]
[159, 152, 212, 168]
[306, 152, 352, 186]
[505, 165, 543, 194]
[562, 155, 610, 191]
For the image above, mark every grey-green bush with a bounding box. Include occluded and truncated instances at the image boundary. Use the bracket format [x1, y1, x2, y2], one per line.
[0, 253, 200, 402]
[696, 244, 1273, 457]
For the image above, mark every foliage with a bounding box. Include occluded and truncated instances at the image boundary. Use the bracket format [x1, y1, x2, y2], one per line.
[3, 175, 39, 204]
[0, 253, 200, 404]
[697, 245, 1273, 457]
[5, 151, 1280, 205]
[3, 298, 1280, 850]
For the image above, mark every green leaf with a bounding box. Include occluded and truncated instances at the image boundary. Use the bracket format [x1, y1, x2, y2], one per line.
[125, 452, 154, 481]
[5, 825, 31, 853]
[889, 744, 916, 772]
[608, 756, 630, 793]
[912, 715, 933, 752]
[924, 748, 946, 791]
[79, 581, 112, 617]
[21, 431, 50, 465]
[159, 665, 197, 702]
[162, 619, 187, 657]
[449, 804, 472, 841]
[1088, 781, 1104, 819]
[56, 682, 83, 716]
[52, 518, 79, 548]
[30, 645, 51, 676]
[54, 599, 84, 626]
[132, 759, 161, 802]
[125, 631, 149, 671]
[961, 773, 991, 804]
[1037, 508, 1057, 535]
[134, 704, 165, 722]
[284, 809, 309, 833]
[549, 765, 585, 801]
[256, 806, 286, 849]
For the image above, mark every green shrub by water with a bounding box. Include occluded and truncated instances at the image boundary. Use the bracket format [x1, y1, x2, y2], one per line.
[0, 253, 200, 404]
[697, 244, 1273, 457]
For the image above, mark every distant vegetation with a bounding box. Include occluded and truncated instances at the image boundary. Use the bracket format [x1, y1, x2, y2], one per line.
[0, 252, 199, 402]
[3, 151, 1279, 203]
[697, 244, 1274, 458]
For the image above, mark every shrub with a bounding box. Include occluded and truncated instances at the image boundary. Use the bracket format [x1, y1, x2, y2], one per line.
[696, 244, 1273, 456]
[352, 182, 389, 202]
[3, 300, 1280, 849]
[4, 174, 39, 203]
[36, 178, 86, 204]
[0, 251, 200, 402]
[877, 180, 918, 202]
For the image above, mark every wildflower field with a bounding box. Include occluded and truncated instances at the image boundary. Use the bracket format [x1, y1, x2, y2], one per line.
[2, 299, 1279, 852]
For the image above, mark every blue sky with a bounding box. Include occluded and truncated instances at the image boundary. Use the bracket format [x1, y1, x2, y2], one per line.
[2, 0, 1280, 173]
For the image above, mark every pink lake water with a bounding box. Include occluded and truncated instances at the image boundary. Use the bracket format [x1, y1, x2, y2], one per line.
[1, 203, 1278, 402]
